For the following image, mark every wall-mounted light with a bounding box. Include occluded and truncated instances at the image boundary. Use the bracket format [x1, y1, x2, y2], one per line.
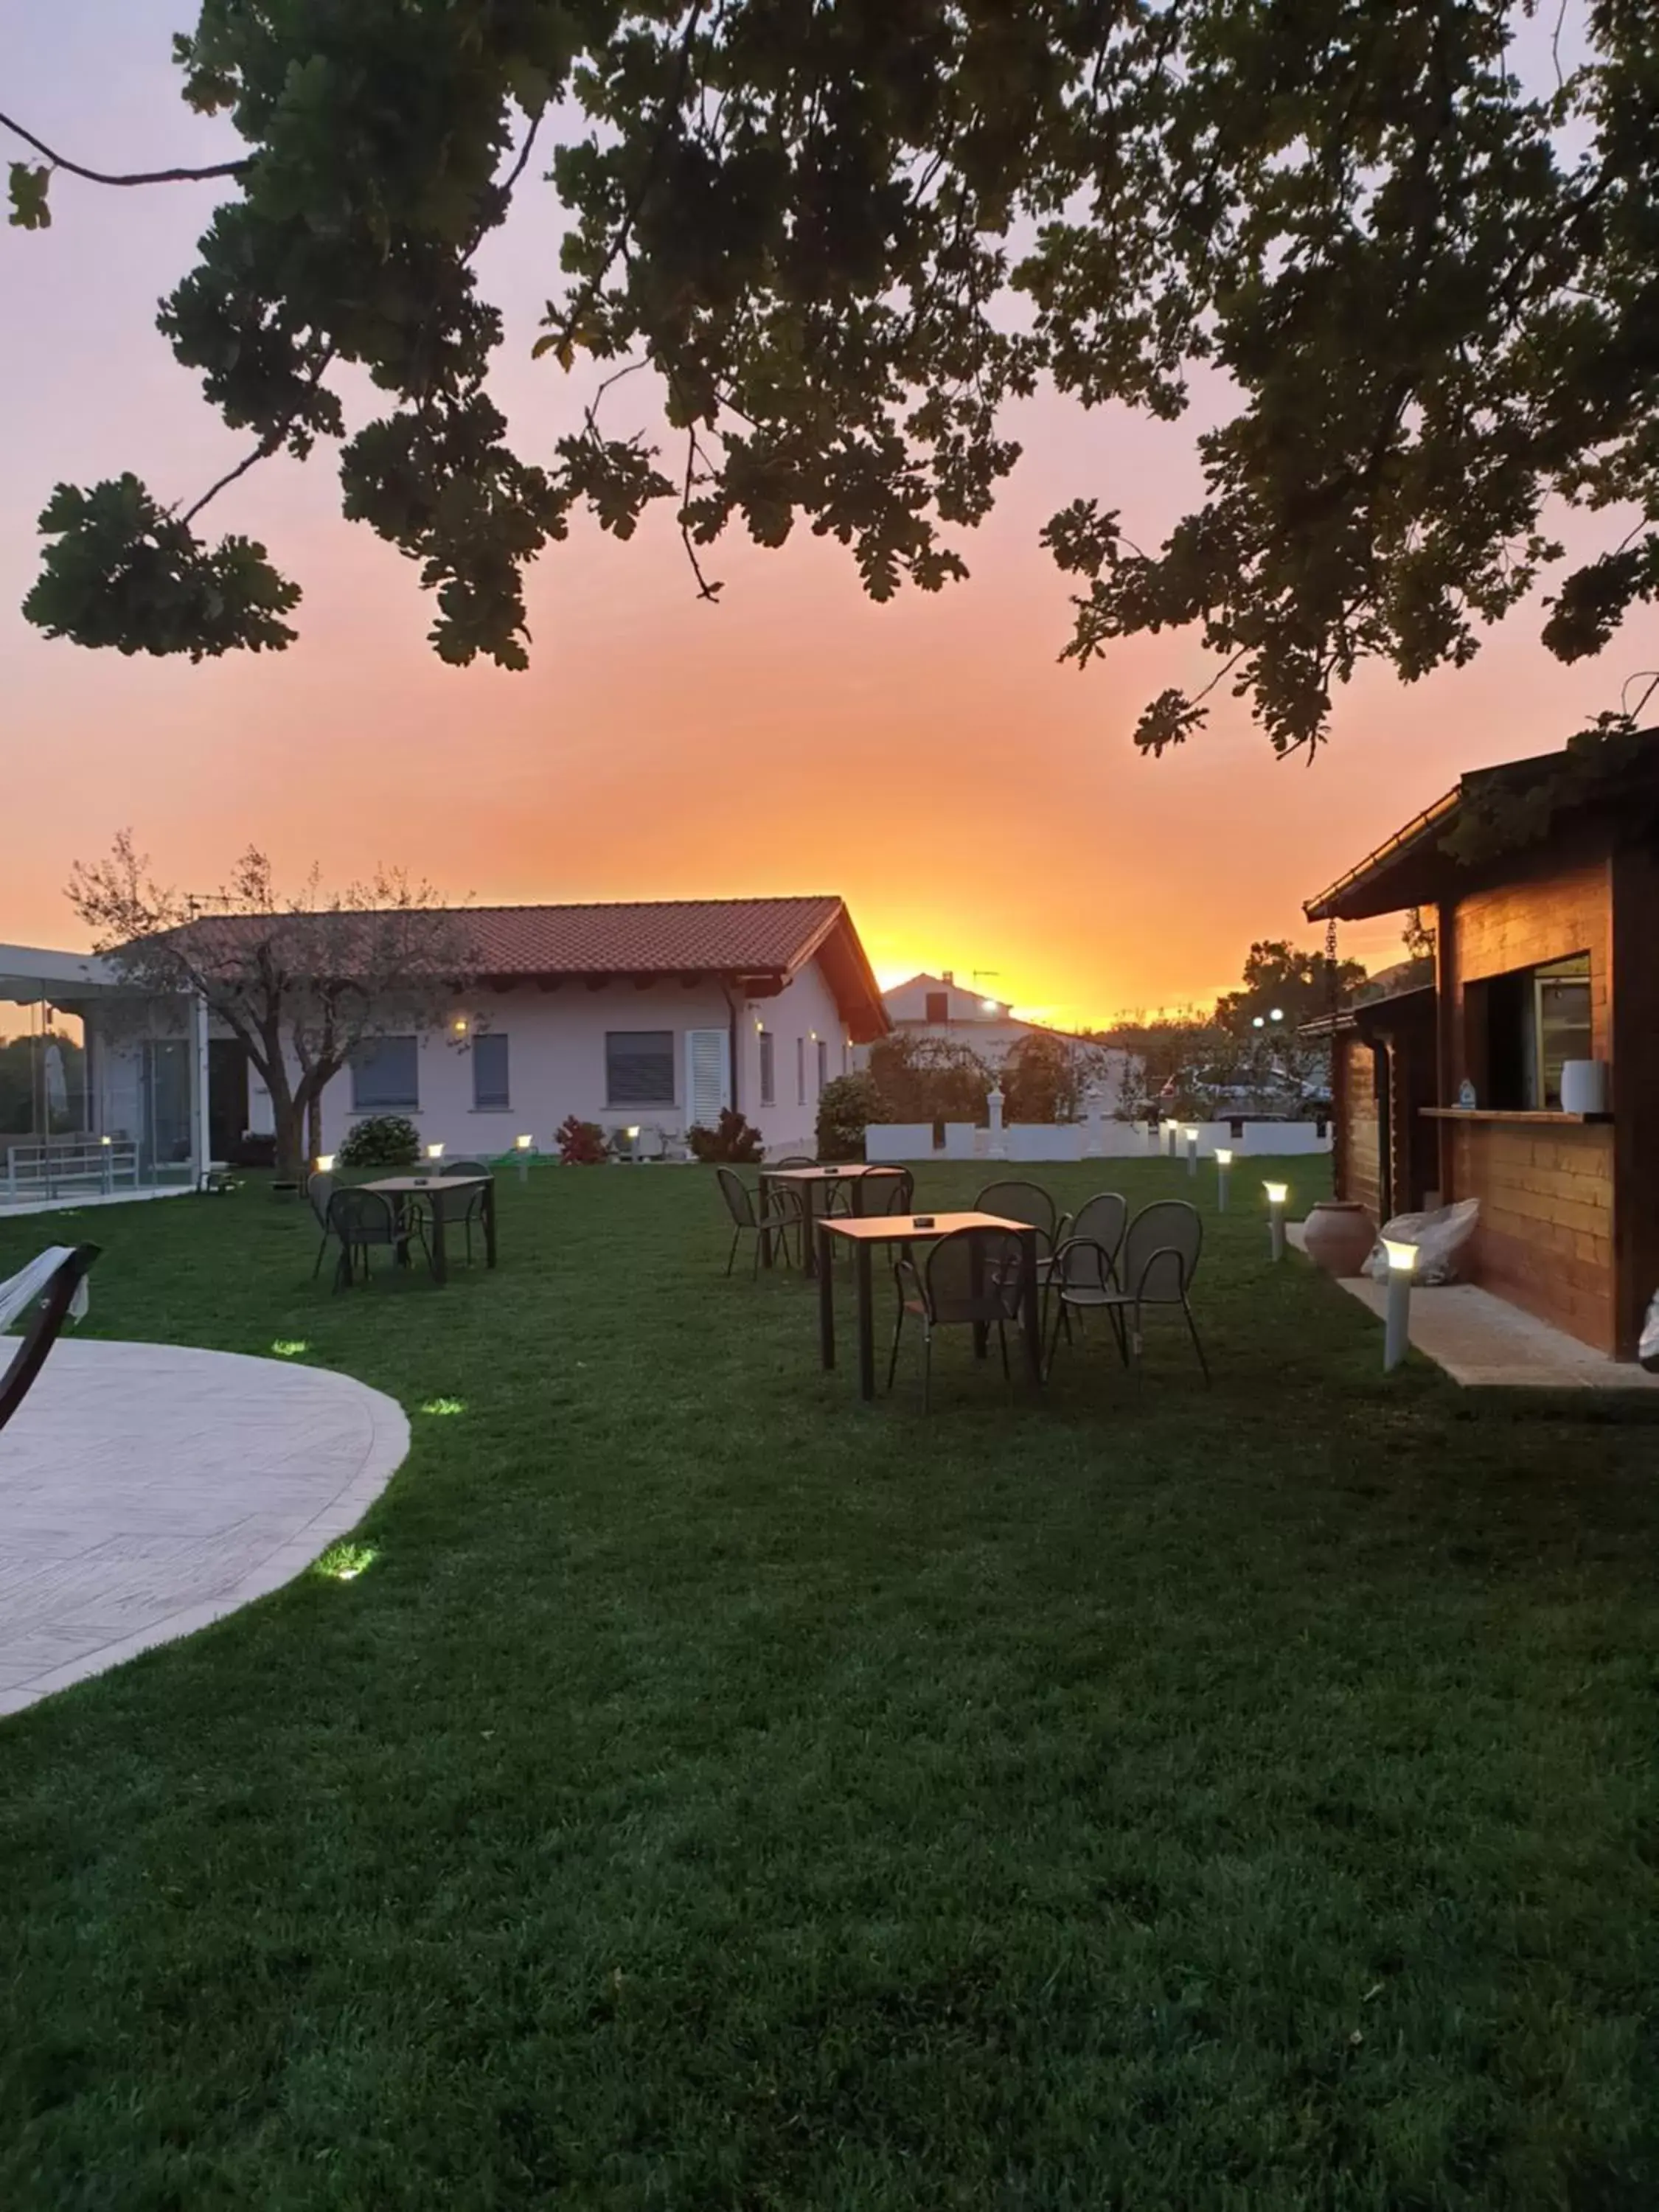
[981, 998, 1000, 1014]
[451, 1016, 470, 1036]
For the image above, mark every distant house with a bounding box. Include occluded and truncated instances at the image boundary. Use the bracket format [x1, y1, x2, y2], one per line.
[1305, 732, 1659, 1360]
[18, 897, 889, 1176]
[869, 970, 1135, 1111]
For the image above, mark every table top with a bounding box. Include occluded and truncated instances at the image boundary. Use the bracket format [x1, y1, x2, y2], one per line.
[762, 1164, 904, 1182]
[819, 1211, 1034, 1243]
[364, 1174, 490, 1194]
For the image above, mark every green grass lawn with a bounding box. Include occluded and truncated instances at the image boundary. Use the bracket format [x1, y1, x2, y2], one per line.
[2, 1158, 1657, 2209]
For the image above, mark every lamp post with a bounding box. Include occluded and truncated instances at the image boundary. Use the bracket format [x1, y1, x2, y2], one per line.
[1164, 1120, 1180, 1158]
[1183, 1124, 1200, 1176]
[1214, 1147, 1232, 1211]
[425, 1141, 445, 1167]
[515, 1133, 534, 1184]
[1264, 1180, 1288, 1261]
[1383, 1237, 1418, 1371]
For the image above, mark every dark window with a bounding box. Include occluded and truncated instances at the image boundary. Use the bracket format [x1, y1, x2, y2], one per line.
[606, 1030, 675, 1107]
[1470, 954, 1591, 1110]
[758, 1032, 776, 1107]
[924, 990, 949, 1023]
[351, 1035, 418, 1111]
[472, 1032, 509, 1110]
[815, 1037, 828, 1095]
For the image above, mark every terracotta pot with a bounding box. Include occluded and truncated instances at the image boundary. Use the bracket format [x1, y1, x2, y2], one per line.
[1301, 1199, 1375, 1278]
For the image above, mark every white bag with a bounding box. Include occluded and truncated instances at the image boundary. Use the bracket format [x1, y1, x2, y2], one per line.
[1641, 1290, 1659, 1374]
[1362, 1198, 1481, 1286]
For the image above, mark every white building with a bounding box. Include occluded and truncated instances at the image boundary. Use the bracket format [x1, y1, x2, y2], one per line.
[869, 970, 1135, 1112]
[5, 898, 890, 1191]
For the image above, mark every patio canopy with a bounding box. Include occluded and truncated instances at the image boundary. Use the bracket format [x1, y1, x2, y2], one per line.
[0, 943, 128, 1008]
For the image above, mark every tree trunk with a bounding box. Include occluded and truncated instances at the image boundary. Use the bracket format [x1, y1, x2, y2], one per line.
[271, 1096, 307, 1186]
[306, 1092, 323, 1169]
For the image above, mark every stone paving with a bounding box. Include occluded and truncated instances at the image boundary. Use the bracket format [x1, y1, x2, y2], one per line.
[0, 1340, 408, 1715]
[1288, 1225, 1659, 1390]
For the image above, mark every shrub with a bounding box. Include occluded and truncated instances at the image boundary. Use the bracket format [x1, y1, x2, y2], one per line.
[557, 1115, 608, 1165]
[816, 1072, 880, 1161]
[338, 1114, 420, 1169]
[866, 1033, 993, 1122]
[687, 1108, 764, 1164]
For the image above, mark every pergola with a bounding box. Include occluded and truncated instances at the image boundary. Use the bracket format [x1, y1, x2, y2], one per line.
[0, 942, 210, 1204]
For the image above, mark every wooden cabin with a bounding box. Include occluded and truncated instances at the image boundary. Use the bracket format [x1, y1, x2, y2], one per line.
[1305, 733, 1659, 1360]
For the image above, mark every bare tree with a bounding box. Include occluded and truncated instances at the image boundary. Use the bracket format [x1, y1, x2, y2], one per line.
[69, 835, 476, 1182]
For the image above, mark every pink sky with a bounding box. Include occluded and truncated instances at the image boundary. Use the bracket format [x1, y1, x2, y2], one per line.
[4, 5, 1652, 1027]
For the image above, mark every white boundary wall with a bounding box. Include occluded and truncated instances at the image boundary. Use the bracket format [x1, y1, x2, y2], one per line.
[866, 1119, 1331, 1164]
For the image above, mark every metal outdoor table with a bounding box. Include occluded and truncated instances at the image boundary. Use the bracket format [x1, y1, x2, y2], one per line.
[816, 1211, 1043, 1402]
[759, 1164, 906, 1276]
[364, 1174, 497, 1287]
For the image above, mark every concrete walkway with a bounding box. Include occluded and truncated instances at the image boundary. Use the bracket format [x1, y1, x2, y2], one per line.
[1289, 1225, 1659, 1390]
[0, 1340, 408, 1715]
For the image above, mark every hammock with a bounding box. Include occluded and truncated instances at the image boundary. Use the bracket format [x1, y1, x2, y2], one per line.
[0, 1246, 91, 1332]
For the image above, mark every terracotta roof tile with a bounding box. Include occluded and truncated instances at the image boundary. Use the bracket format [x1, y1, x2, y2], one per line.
[462, 896, 844, 975]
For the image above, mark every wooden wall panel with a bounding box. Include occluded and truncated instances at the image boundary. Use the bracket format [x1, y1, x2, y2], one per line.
[1448, 1121, 1616, 1351]
[1447, 852, 1612, 1080]
[1340, 1037, 1381, 1223]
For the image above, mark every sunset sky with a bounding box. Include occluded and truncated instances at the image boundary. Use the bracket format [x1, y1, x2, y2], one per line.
[4, 4, 1652, 1029]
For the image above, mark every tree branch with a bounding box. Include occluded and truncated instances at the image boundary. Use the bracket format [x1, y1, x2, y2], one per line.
[541, 0, 706, 350]
[0, 110, 247, 187]
[176, 344, 338, 526]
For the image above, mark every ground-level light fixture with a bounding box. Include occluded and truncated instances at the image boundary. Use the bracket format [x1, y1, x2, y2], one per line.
[1183, 1124, 1200, 1175]
[1214, 1147, 1233, 1210]
[1264, 1180, 1289, 1262]
[425, 1141, 445, 1163]
[1382, 1238, 1418, 1371]
[99, 1133, 112, 1147]
[315, 1153, 335, 1174]
[515, 1133, 533, 1151]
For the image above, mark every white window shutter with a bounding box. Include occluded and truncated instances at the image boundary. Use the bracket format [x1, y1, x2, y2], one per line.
[685, 1028, 731, 1127]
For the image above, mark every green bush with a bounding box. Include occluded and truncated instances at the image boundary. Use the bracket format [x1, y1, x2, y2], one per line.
[338, 1114, 420, 1169]
[688, 1108, 764, 1164]
[815, 1072, 880, 1161]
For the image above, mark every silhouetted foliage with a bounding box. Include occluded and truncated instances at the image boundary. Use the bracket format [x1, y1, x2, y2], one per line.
[9, 5, 1658, 749]
[866, 1034, 992, 1125]
[338, 1115, 420, 1171]
[815, 1072, 880, 1163]
[688, 1108, 763, 1164]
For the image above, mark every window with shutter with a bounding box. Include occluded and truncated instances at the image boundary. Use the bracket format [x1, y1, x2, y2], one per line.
[472, 1032, 509, 1110]
[758, 1032, 775, 1107]
[605, 1031, 675, 1106]
[351, 1035, 419, 1110]
[925, 990, 948, 1023]
[685, 1029, 730, 1127]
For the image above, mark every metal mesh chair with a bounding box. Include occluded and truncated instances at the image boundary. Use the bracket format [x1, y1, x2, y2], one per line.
[1054, 1199, 1208, 1383]
[772, 1155, 819, 1170]
[828, 1167, 911, 1217]
[974, 1179, 1071, 1256]
[887, 1228, 1025, 1410]
[327, 1187, 424, 1289]
[307, 1171, 337, 1280]
[422, 1163, 491, 1266]
[1043, 1192, 1130, 1366]
[0, 1245, 98, 1435]
[715, 1167, 804, 1276]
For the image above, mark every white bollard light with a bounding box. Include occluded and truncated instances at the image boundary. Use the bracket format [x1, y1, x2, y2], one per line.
[1264, 1180, 1288, 1262]
[987, 1085, 1007, 1161]
[1183, 1124, 1200, 1176]
[1383, 1237, 1418, 1371]
[1214, 1147, 1232, 1211]
[515, 1133, 535, 1183]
